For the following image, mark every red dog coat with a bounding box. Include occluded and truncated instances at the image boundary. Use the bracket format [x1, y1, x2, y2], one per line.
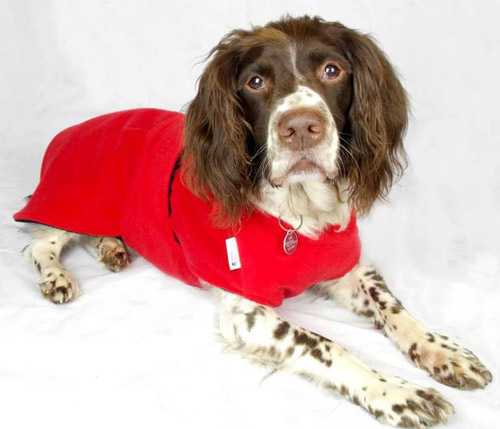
[14, 109, 361, 306]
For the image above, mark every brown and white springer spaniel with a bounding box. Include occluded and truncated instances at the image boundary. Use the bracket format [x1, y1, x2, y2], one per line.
[22, 16, 491, 427]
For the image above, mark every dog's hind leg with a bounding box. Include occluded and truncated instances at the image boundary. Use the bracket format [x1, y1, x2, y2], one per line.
[86, 236, 129, 272]
[24, 225, 79, 304]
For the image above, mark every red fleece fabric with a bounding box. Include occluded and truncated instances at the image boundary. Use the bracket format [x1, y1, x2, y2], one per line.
[14, 109, 361, 307]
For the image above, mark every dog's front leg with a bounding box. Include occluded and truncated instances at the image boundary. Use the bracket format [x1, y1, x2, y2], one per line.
[214, 288, 453, 428]
[311, 265, 492, 390]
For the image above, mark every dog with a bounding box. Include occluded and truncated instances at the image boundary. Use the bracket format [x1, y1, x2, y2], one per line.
[14, 16, 492, 428]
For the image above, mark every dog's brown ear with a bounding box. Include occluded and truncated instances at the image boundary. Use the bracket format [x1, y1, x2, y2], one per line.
[182, 31, 254, 227]
[334, 24, 409, 214]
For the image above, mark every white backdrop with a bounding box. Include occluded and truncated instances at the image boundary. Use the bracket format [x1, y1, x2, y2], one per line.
[1, 1, 499, 428]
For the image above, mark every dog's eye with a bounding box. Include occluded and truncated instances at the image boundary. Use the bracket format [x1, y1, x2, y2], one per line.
[323, 64, 341, 80]
[248, 76, 266, 90]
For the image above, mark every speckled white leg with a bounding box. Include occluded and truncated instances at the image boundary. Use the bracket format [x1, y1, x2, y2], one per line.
[312, 265, 492, 390]
[215, 288, 454, 427]
[24, 225, 79, 304]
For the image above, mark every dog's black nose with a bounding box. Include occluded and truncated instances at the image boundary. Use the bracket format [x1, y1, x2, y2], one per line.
[278, 110, 325, 150]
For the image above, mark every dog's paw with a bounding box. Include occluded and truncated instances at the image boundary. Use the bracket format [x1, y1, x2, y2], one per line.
[364, 377, 454, 428]
[39, 269, 79, 304]
[98, 239, 129, 272]
[408, 333, 492, 390]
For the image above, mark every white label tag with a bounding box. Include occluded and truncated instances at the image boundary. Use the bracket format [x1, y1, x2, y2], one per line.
[225, 237, 241, 271]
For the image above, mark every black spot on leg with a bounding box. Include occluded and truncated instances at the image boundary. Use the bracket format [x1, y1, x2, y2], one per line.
[310, 349, 321, 359]
[392, 404, 404, 414]
[310, 348, 332, 367]
[399, 416, 415, 427]
[358, 309, 375, 318]
[469, 365, 482, 375]
[315, 333, 330, 343]
[374, 281, 389, 292]
[246, 313, 256, 330]
[292, 330, 335, 367]
[268, 346, 277, 357]
[408, 343, 419, 363]
[273, 321, 290, 340]
[391, 300, 403, 314]
[325, 382, 338, 393]
[244, 306, 266, 331]
[293, 331, 318, 348]
[368, 287, 380, 303]
[416, 389, 434, 401]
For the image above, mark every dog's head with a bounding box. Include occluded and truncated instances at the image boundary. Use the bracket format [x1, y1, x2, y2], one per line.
[183, 16, 408, 225]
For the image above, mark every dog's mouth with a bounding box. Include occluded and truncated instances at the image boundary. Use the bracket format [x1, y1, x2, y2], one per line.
[271, 157, 338, 186]
[288, 158, 318, 174]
